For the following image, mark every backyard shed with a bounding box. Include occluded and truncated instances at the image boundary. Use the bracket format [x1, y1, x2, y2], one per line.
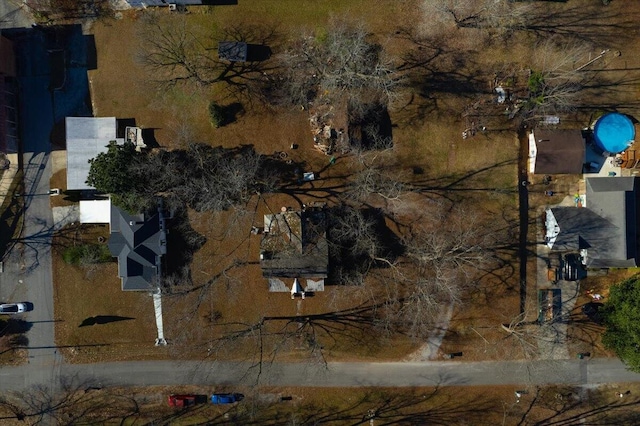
[528, 129, 585, 174]
[218, 41, 248, 62]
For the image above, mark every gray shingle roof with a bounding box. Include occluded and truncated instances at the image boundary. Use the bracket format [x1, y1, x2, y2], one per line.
[108, 205, 167, 291]
[550, 177, 639, 268]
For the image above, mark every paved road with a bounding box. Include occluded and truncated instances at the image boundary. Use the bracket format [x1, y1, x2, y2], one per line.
[4, 27, 63, 391]
[1, 358, 640, 391]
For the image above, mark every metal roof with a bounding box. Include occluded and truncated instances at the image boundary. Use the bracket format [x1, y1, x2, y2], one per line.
[79, 199, 111, 223]
[218, 41, 248, 62]
[65, 117, 118, 190]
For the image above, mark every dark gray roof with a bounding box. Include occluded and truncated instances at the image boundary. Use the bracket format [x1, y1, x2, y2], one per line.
[108, 205, 167, 291]
[550, 177, 639, 268]
[533, 129, 585, 174]
[218, 41, 248, 62]
[260, 209, 328, 278]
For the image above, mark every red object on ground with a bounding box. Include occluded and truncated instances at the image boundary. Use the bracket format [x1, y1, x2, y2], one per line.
[167, 395, 197, 407]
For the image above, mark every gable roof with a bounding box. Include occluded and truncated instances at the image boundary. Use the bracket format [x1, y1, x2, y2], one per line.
[549, 177, 640, 268]
[108, 205, 167, 291]
[260, 208, 328, 278]
[532, 129, 585, 174]
[66, 117, 119, 190]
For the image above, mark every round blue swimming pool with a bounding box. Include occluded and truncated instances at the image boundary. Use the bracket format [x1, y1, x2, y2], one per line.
[593, 113, 635, 154]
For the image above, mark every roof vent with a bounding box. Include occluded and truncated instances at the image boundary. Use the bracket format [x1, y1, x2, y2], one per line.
[129, 221, 135, 226]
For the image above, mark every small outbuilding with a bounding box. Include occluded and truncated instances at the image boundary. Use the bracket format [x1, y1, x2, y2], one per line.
[528, 129, 585, 174]
[218, 41, 248, 62]
[79, 198, 111, 224]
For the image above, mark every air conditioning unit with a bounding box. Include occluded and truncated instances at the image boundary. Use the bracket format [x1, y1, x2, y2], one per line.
[168, 3, 177, 11]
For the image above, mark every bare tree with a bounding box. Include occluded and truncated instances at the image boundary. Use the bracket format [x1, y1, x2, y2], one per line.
[522, 38, 596, 120]
[264, 19, 400, 106]
[422, 0, 533, 34]
[136, 12, 276, 95]
[393, 206, 492, 337]
[136, 12, 218, 88]
[25, 0, 113, 24]
[0, 376, 137, 424]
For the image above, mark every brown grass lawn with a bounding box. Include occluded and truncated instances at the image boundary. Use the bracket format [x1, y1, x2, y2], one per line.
[566, 269, 639, 359]
[54, 0, 640, 364]
[52, 225, 167, 362]
[57, 0, 522, 363]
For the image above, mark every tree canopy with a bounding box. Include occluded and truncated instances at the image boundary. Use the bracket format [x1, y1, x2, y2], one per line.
[601, 276, 640, 372]
[86, 143, 288, 214]
[86, 142, 138, 195]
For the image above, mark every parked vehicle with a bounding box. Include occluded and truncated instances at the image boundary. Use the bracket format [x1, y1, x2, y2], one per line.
[167, 394, 197, 407]
[0, 303, 27, 314]
[211, 393, 244, 404]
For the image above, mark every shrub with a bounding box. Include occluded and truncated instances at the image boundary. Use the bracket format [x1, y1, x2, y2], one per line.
[208, 101, 225, 128]
[62, 244, 112, 266]
[527, 70, 545, 95]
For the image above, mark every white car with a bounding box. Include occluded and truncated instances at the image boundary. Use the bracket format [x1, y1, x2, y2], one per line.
[0, 303, 27, 314]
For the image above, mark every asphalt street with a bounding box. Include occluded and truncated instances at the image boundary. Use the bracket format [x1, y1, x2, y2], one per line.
[1, 358, 640, 391]
[5, 28, 63, 391]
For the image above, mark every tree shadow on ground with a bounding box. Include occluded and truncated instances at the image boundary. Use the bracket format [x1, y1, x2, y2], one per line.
[394, 27, 488, 125]
[78, 316, 135, 327]
[0, 318, 32, 336]
[162, 204, 206, 288]
[524, 4, 640, 45]
[327, 206, 404, 286]
[509, 385, 640, 426]
[0, 191, 23, 262]
[218, 102, 245, 126]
